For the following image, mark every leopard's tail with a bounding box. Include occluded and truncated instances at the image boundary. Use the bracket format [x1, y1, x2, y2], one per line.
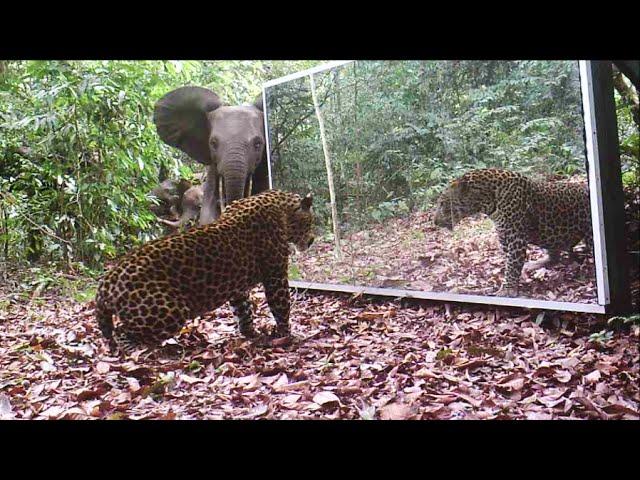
[95, 298, 114, 340]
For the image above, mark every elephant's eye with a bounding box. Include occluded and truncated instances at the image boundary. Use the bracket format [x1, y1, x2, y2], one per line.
[252, 138, 263, 150]
[210, 138, 219, 149]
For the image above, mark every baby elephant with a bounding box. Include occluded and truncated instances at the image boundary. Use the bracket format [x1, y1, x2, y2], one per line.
[434, 169, 592, 297]
[149, 179, 204, 232]
[157, 184, 203, 231]
[148, 178, 192, 219]
[95, 190, 316, 353]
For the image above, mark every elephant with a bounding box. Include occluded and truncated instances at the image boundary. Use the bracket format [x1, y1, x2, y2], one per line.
[148, 178, 203, 232]
[153, 86, 270, 225]
[148, 178, 192, 219]
[157, 184, 203, 231]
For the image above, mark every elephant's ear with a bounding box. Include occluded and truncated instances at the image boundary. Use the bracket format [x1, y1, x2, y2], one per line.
[251, 91, 269, 190]
[154, 86, 222, 165]
[252, 92, 264, 112]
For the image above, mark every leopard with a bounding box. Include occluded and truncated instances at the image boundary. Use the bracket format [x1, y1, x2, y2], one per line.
[433, 168, 593, 296]
[94, 189, 315, 353]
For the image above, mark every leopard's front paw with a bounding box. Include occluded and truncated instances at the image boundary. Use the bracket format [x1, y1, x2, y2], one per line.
[239, 326, 259, 339]
[271, 324, 291, 339]
[495, 284, 519, 298]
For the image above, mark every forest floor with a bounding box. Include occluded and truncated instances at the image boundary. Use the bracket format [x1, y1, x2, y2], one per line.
[0, 265, 638, 420]
[293, 210, 597, 303]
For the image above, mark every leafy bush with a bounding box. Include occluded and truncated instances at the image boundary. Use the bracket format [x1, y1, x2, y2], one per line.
[0, 60, 323, 269]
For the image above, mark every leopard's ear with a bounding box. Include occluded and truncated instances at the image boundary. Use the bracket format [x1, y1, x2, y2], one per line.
[452, 177, 469, 196]
[300, 193, 313, 211]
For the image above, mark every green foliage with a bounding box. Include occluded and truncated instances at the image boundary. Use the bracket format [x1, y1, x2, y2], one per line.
[607, 314, 640, 328]
[2, 60, 634, 270]
[436, 348, 455, 362]
[614, 82, 640, 178]
[588, 329, 614, 346]
[187, 360, 203, 373]
[268, 61, 591, 234]
[622, 170, 639, 187]
[370, 199, 410, 223]
[70, 285, 97, 304]
[8, 262, 98, 301]
[288, 263, 302, 280]
[0, 60, 324, 268]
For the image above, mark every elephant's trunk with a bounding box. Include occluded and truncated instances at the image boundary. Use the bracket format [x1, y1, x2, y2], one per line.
[221, 159, 249, 209]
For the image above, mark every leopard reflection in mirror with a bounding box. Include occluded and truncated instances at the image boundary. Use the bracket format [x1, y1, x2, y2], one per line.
[433, 169, 593, 297]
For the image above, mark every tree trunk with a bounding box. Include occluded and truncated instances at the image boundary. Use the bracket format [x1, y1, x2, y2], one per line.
[309, 73, 342, 259]
[613, 66, 640, 130]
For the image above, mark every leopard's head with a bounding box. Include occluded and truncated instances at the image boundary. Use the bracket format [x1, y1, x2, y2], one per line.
[287, 193, 316, 251]
[434, 174, 495, 230]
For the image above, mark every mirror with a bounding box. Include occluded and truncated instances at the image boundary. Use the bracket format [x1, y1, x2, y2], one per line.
[264, 61, 602, 310]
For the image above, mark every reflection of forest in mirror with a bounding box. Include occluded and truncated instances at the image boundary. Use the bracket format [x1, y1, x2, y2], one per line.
[266, 61, 597, 303]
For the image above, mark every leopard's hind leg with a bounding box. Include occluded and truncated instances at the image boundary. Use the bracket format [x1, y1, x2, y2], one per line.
[230, 293, 258, 338]
[113, 286, 193, 354]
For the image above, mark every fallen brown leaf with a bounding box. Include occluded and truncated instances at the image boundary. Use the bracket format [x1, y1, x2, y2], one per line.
[95, 361, 110, 374]
[0, 394, 15, 420]
[584, 370, 601, 384]
[312, 391, 341, 407]
[379, 402, 415, 420]
[554, 370, 572, 384]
